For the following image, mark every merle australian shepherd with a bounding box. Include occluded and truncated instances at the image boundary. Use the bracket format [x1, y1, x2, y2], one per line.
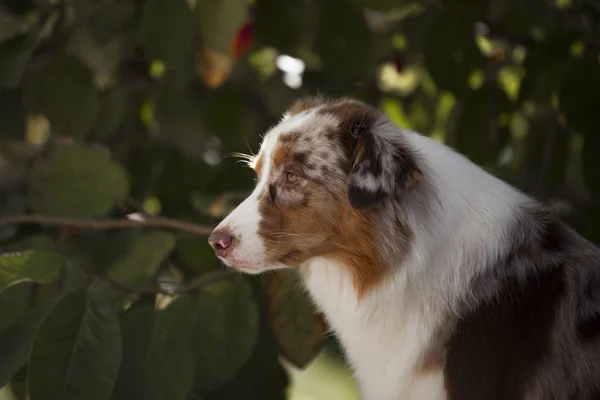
[208, 97, 600, 400]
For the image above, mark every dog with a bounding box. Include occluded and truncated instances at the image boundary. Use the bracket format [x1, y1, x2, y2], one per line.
[208, 97, 600, 400]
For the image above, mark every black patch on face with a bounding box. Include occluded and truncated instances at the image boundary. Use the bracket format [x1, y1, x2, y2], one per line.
[347, 186, 387, 209]
[444, 263, 566, 400]
[269, 183, 277, 202]
[577, 312, 600, 342]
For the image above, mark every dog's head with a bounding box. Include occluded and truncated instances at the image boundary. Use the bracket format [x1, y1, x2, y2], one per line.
[208, 97, 421, 288]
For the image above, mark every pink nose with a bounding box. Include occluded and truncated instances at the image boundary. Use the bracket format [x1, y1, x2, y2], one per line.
[208, 231, 233, 255]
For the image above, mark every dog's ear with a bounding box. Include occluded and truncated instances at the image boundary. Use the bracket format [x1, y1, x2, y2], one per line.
[345, 108, 422, 209]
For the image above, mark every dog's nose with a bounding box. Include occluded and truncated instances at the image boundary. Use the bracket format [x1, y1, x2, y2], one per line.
[208, 230, 233, 254]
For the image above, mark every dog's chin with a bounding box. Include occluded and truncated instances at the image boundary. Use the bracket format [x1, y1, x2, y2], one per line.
[218, 257, 286, 275]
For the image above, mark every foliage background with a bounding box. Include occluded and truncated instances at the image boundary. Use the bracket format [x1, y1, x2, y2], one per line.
[0, 0, 599, 399]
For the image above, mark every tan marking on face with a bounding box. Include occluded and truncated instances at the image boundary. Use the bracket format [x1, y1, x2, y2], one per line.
[253, 153, 263, 178]
[256, 131, 392, 298]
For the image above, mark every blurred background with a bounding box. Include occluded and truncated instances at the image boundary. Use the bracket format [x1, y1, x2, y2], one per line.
[0, 0, 599, 399]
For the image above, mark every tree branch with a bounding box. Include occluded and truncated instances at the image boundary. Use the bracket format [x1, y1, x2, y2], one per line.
[82, 267, 237, 295]
[0, 214, 214, 236]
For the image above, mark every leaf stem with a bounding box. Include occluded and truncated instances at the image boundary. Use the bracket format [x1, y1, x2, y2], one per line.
[82, 268, 237, 295]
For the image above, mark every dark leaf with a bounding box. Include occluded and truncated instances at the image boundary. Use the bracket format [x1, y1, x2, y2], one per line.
[454, 82, 511, 166]
[174, 237, 222, 276]
[583, 134, 600, 201]
[0, 298, 59, 387]
[39, 54, 100, 138]
[423, 11, 484, 94]
[91, 230, 175, 306]
[560, 50, 600, 136]
[193, 277, 259, 391]
[0, 250, 67, 294]
[253, 0, 303, 54]
[518, 31, 580, 104]
[314, 1, 372, 79]
[0, 30, 38, 88]
[28, 290, 122, 400]
[0, 87, 25, 140]
[137, 0, 194, 64]
[111, 296, 196, 400]
[94, 87, 130, 139]
[267, 269, 326, 368]
[28, 144, 129, 218]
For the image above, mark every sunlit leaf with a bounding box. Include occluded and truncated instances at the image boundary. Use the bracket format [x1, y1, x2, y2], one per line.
[28, 290, 122, 400]
[0, 251, 67, 294]
[268, 269, 326, 368]
[195, 0, 248, 54]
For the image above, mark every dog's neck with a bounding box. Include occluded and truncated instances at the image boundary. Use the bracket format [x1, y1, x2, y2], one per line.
[298, 130, 529, 399]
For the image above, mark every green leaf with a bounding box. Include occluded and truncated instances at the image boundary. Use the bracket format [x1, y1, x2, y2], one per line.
[111, 296, 197, 400]
[174, 237, 221, 276]
[0, 283, 32, 333]
[91, 231, 175, 306]
[195, 0, 248, 54]
[106, 231, 175, 284]
[0, 251, 67, 294]
[28, 290, 122, 400]
[454, 82, 512, 166]
[95, 87, 129, 138]
[314, 1, 372, 79]
[39, 54, 100, 138]
[193, 277, 259, 390]
[87, 2, 135, 45]
[0, 298, 59, 387]
[137, 0, 194, 64]
[28, 144, 129, 218]
[559, 50, 600, 136]
[267, 270, 326, 368]
[518, 31, 579, 104]
[67, 26, 124, 78]
[0, 31, 38, 87]
[423, 11, 485, 94]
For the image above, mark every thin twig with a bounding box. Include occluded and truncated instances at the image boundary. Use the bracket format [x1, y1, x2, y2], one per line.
[0, 214, 214, 236]
[83, 268, 237, 295]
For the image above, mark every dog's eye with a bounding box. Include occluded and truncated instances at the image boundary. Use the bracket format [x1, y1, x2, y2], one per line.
[286, 172, 299, 184]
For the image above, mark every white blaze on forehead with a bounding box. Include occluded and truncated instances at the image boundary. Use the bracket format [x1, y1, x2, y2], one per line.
[214, 110, 331, 270]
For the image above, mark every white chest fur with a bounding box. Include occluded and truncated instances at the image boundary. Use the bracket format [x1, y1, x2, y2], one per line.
[300, 257, 448, 400]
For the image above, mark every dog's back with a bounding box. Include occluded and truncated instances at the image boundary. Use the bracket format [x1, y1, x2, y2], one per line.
[444, 205, 600, 399]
